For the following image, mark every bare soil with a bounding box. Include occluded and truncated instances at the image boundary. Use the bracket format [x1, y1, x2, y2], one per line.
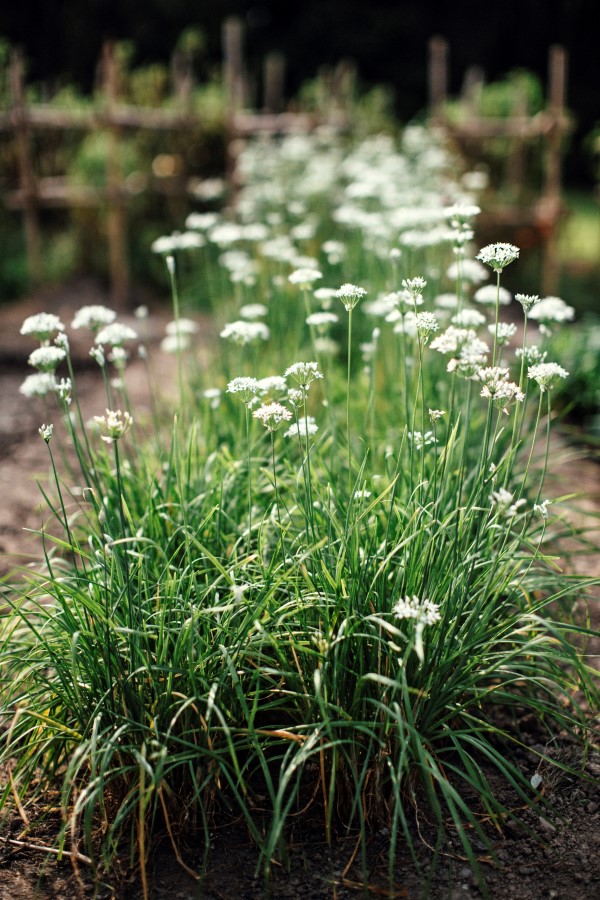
[0, 280, 598, 899]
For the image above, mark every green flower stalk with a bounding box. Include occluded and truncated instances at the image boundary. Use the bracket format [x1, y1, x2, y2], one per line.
[336, 283, 367, 493]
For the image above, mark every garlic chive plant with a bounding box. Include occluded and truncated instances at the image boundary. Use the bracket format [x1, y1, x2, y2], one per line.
[1, 124, 597, 899]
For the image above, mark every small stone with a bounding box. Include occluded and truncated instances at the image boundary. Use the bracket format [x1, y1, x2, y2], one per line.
[538, 816, 556, 835]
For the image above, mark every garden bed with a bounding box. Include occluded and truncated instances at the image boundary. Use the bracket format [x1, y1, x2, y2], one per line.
[0, 279, 598, 900]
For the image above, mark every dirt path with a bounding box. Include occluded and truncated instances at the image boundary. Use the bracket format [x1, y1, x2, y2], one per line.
[0, 281, 599, 899]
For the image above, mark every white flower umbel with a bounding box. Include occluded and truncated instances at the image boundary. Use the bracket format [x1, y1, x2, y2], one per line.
[479, 366, 524, 414]
[240, 304, 268, 320]
[306, 311, 339, 329]
[108, 347, 128, 370]
[527, 362, 569, 392]
[322, 239, 346, 264]
[451, 309, 486, 328]
[284, 361, 323, 389]
[394, 595, 441, 626]
[430, 326, 472, 355]
[407, 431, 436, 450]
[95, 322, 138, 347]
[528, 296, 575, 332]
[534, 499, 551, 519]
[448, 342, 490, 377]
[516, 344, 547, 365]
[257, 375, 288, 396]
[202, 388, 221, 409]
[474, 285, 512, 307]
[151, 231, 205, 254]
[56, 378, 72, 405]
[92, 409, 133, 443]
[20, 312, 65, 343]
[336, 283, 367, 311]
[28, 346, 66, 372]
[38, 423, 54, 443]
[284, 416, 319, 438]
[19, 372, 57, 398]
[288, 267, 322, 288]
[252, 402, 292, 432]
[71, 305, 117, 331]
[428, 408, 446, 424]
[185, 212, 219, 231]
[491, 487, 526, 518]
[415, 312, 439, 342]
[90, 345, 106, 368]
[161, 334, 191, 354]
[515, 294, 540, 315]
[476, 242, 520, 273]
[446, 258, 489, 284]
[313, 287, 338, 309]
[165, 318, 199, 336]
[220, 321, 269, 345]
[227, 376, 260, 405]
[444, 203, 481, 228]
[402, 276, 427, 301]
[394, 594, 442, 659]
[487, 321, 517, 346]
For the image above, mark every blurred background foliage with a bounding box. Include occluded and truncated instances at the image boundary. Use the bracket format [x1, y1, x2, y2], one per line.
[0, 2, 599, 312]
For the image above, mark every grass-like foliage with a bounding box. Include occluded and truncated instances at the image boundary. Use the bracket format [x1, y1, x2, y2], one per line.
[1, 126, 598, 896]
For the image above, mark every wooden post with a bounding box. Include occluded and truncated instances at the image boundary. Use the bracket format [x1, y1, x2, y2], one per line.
[171, 46, 194, 105]
[222, 16, 246, 114]
[505, 85, 527, 204]
[542, 44, 567, 295]
[222, 17, 247, 202]
[428, 36, 448, 122]
[9, 49, 42, 287]
[263, 51, 285, 113]
[101, 42, 129, 307]
[461, 65, 484, 118]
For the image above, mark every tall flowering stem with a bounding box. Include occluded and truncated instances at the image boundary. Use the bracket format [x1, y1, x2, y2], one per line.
[476, 243, 519, 367]
[166, 254, 187, 415]
[508, 294, 541, 477]
[336, 284, 367, 495]
[519, 363, 569, 501]
[253, 402, 293, 558]
[39, 424, 77, 566]
[227, 377, 260, 543]
[93, 410, 137, 664]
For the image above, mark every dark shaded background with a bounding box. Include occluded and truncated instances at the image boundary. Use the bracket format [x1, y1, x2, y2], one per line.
[1, 0, 599, 184]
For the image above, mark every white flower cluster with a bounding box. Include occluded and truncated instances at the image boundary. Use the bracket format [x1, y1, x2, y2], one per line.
[252, 402, 293, 431]
[476, 242, 520, 273]
[284, 416, 319, 439]
[336, 283, 367, 311]
[20, 313, 64, 343]
[393, 595, 441, 626]
[71, 305, 117, 331]
[527, 362, 569, 392]
[479, 367, 524, 413]
[490, 488, 526, 518]
[284, 361, 324, 388]
[92, 408, 133, 443]
[220, 321, 270, 345]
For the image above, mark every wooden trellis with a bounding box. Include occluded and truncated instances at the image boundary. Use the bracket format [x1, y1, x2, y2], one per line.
[1, 21, 349, 305]
[428, 38, 572, 294]
[1, 27, 572, 303]
[1, 42, 216, 305]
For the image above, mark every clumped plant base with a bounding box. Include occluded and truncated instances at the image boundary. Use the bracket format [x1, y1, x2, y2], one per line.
[0, 126, 598, 898]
